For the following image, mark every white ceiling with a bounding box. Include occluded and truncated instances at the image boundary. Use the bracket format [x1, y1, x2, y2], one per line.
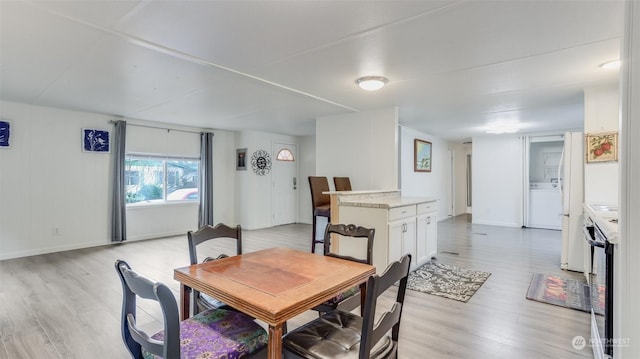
[0, 0, 624, 141]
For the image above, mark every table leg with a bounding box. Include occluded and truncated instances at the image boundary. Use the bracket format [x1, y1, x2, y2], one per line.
[179, 284, 190, 321]
[268, 323, 285, 359]
[359, 282, 367, 316]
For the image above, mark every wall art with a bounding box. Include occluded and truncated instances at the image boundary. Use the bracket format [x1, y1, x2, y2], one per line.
[83, 128, 110, 152]
[585, 132, 617, 163]
[414, 138, 432, 172]
[0, 120, 10, 148]
[251, 149, 272, 175]
[236, 148, 247, 170]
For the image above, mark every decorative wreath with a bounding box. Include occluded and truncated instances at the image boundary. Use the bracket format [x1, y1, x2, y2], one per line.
[251, 150, 272, 175]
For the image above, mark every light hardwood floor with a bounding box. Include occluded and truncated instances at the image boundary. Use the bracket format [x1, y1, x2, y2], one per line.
[0, 215, 592, 358]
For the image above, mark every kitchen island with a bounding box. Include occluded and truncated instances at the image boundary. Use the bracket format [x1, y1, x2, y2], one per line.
[326, 190, 437, 273]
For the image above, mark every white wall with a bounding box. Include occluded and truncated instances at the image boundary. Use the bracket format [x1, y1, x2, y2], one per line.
[234, 130, 301, 230]
[451, 142, 471, 216]
[584, 85, 620, 205]
[0, 100, 261, 259]
[298, 135, 316, 224]
[1, 101, 116, 259]
[472, 135, 524, 227]
[212, 130, 237, 226]
[399, 126, 452, 220]
[316, 108, 398, 190]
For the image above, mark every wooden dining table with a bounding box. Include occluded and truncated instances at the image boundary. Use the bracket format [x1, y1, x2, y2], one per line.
[174, 247, 376, 359]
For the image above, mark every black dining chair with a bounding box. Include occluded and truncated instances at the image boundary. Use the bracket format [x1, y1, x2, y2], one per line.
[311, 223, 375, 315]
[114, 259, 268, 359]
[282, 254, 412, 359]
[187, 223, 242, 316]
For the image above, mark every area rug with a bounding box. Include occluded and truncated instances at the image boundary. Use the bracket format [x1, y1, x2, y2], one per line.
[404, 262, 491, 303]
[526, 273, 604, 315]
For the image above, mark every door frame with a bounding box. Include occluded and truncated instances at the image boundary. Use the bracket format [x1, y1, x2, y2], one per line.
[271, 141, 299, 226]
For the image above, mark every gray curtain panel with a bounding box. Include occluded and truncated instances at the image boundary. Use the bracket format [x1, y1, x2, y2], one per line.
[111, 120, 127, 242]
[199, 132, 214, 227]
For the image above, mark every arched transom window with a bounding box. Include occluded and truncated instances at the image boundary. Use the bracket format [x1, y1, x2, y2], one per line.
[276, 148, 295, 161]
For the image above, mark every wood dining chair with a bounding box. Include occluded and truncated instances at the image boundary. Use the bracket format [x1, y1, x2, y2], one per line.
[114, 259, 268, 359]
[187, 223, 242, 315]
[308, 176, 331, 253]
[282, 254, 412, 359]
[333, 176, 352, 191]
[311, 223, 375, 315]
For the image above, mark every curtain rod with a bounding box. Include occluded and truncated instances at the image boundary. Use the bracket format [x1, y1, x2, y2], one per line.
[109, 120, 210, 135]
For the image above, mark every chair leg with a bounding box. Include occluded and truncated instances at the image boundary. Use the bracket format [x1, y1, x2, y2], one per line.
[311, 215, 317, 253]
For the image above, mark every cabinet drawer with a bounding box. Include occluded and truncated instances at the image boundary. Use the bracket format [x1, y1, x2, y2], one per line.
[389, 205, 416, 221]
[417, 202, 436, 214]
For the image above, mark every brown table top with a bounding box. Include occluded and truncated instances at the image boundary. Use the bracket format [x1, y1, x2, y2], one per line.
[174, 247, 376, 326]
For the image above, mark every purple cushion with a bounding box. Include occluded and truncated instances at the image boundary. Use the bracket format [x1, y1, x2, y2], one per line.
[322, 285, 359, 307]
[142, 309, 268, 359]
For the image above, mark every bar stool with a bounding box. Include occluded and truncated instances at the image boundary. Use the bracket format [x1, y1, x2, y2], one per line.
[333, 176, 352, 191]
[308, 176, 331, 253]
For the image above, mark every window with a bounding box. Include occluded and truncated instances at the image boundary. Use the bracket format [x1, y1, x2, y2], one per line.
[125, 155, 199, 204]
[276, 148, 294, 161]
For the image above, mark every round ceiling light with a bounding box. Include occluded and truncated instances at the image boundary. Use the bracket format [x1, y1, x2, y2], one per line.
[356, 76, 388, 91]
[599, 60, 621, 70]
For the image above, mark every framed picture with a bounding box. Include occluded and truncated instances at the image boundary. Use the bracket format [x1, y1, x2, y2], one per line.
[414, 138, 432, 172]
[82, 128, 110, 152]
[236, 148, 247, 170]
[0, 120, 10, 148]
[585, 132, 618, 163]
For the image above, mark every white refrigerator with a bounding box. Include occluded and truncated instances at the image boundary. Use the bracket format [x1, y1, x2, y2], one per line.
[560, 131, 585, 272]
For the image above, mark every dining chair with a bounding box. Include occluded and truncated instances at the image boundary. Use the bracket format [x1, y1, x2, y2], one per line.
[308, 176, 331, 253]
[311, 223, 375, 315]
[187, 223, 242, 315]
[333, 176, 352, 191]
[282, 254, 412, 359]
[114, 259, 268, 359]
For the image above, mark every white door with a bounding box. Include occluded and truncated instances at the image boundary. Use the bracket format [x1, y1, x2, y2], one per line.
[272, 143, 298, 226]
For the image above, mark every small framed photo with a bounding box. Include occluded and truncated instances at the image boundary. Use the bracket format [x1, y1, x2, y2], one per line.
[82, 128, 110, 152]
[585, 132, 617, 163]
[236, 148, 247, 170]
[0, 120, 11, 148]
[414, 138, 432, 172]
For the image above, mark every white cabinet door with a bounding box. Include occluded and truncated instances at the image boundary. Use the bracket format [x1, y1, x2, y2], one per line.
[426, 214, 437, 259]
[388, 220, 404, 265]
[389, 218, 416, 265]
[416, 214, 429, 266]
[403, 219, 416, 265]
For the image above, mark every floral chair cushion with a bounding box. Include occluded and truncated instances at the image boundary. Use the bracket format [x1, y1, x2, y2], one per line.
[142, 308, 268, 359]
[322, 285, 360, 307]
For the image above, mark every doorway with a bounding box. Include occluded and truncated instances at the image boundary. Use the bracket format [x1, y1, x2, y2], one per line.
[272, 142, 298, 226]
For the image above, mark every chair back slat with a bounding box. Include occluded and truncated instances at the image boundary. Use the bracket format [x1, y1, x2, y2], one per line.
[367, 302, 402, 347]
[360, 254, 411, 358]
[115, 259, 181, 359]
[323, 223, 375, 265]
[188, 223, 242, 265]
[187, 223, 242, 315]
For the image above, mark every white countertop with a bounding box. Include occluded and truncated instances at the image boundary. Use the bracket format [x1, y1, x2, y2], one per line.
[340, 196, 437, 209]
[324, 189, 399, 195]
[583, 203, 619, 243]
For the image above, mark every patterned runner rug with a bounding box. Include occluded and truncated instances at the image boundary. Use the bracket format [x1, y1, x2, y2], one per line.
[404, 261, 491, 303]
[526, 273, 604, 315]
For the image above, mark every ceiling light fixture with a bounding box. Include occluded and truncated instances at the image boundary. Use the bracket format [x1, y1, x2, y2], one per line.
[356, 76, 388, 91]
[599, 60, 621, 70]
[484, 121, 521, 134]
